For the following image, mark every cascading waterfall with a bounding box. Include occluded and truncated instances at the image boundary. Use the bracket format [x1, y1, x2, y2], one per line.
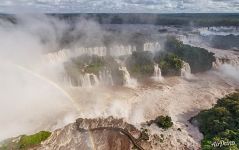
[92, 74, 100, 86]
[143, 42, 161, 53]
[46, 49, 69, 64]
[79, 73, 101, 88]
[109, 45, 136, 57]
[213, 58, 222, 69]
[46, 42, 165, 88]
[213, 57, 239, 69]
[64, 73, 100, 88]
[80, 74, 92, 88]
[99, 69, 114, 86]
[181, 61, 192, 79]
[153, 64, 163, 81]
[45, 45, 137, 64]
[74, 47, 107, 57]
[119, 67, 137, 88]
[46, 42, 161, 65]
[64, 75, 79, 88]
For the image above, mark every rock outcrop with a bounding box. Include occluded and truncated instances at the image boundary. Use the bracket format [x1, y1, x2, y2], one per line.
[37, 117, 151, 150]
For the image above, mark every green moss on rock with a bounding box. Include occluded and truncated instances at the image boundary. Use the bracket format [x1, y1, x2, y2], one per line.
[0, 131, 51, 150]
[18, 131, 51, 149]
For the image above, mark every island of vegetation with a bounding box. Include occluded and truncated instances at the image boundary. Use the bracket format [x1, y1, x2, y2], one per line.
[64, 54, 124, 85]
[126, 51, 155, 77]
[165, 37, 215, 73]
[127, 37, 216, 78]
[147, 115, 174, 129]
[191, 92, 239, 150]
[127, 51, 184, 77]
[154, 52, 183, 76]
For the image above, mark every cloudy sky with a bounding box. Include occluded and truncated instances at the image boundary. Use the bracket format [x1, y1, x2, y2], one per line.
[0, 0, 238, 13]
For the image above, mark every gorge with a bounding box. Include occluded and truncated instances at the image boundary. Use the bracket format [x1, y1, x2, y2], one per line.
[0, 14, 239, 150]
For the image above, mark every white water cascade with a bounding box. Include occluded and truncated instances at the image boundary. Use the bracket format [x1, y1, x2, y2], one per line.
[80, 74, 92, 88]
[46, 49, 69, 64]
[213, 58, 222, 69]
[109, 45, 136, 57]
[45, 45, 137, 64]
[63, 76, 74, 88]
[45, 42, 161, 65]
[64, 73, 100, 88]
[119, 67, 137, 88]
[213, 57, 239, 69]
[181, 61, 192, 79]
[99, 69, 114, 86]
[152, 64, 163, 81]
[73, 47, 107, 57]
[143, 42, 161, 53]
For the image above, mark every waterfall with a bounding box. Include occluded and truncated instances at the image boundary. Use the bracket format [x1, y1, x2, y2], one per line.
[213, 58, 222, 69]
[152, 64, 163, 81]
[79, 73, 101, 88]
[99, 69, 114, 86]
[109, 45, 136, 57]
[143, 42, 161, 53]
[46, 49, 69, 64]
[92, 74, 100, 86]
[119, 67, 137, 88]
[80, 74, 92, 88]
[63, 75, 73, 87]
[45, 42, 163, 64]
[181, 61, 192, 79]
[64, 73, 100, 88]
[45, 44, 138, 64]
[213, 57, 239, 69]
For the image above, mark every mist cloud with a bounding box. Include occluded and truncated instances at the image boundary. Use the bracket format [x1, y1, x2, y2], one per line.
[0, 14, 107, 140]
[218, 64, 239, 83]
[0, 14, 138, 140]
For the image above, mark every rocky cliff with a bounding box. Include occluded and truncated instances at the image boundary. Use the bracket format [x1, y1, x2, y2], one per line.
[36, 117, 151, 150]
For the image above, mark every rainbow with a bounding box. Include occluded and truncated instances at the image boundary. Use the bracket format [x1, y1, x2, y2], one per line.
[13, 64, 81, 112]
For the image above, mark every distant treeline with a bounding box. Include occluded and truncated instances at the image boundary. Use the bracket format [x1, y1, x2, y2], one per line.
[1, 13, 239, 27]
[50, 13, 239, 27]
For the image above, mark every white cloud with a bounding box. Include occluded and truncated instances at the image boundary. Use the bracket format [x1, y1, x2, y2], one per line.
[0, 0, 238, 13]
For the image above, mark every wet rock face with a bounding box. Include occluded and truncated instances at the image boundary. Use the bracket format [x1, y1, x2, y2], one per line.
[1, 116, 203, 150]
[37, 123, 131, 150]
[32, 116, 202, 150]
[37, 117, 150, 150]
[76, 117, 141, 137]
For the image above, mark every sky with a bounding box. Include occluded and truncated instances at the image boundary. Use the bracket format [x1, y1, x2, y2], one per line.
[0, 0, 238, 13]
